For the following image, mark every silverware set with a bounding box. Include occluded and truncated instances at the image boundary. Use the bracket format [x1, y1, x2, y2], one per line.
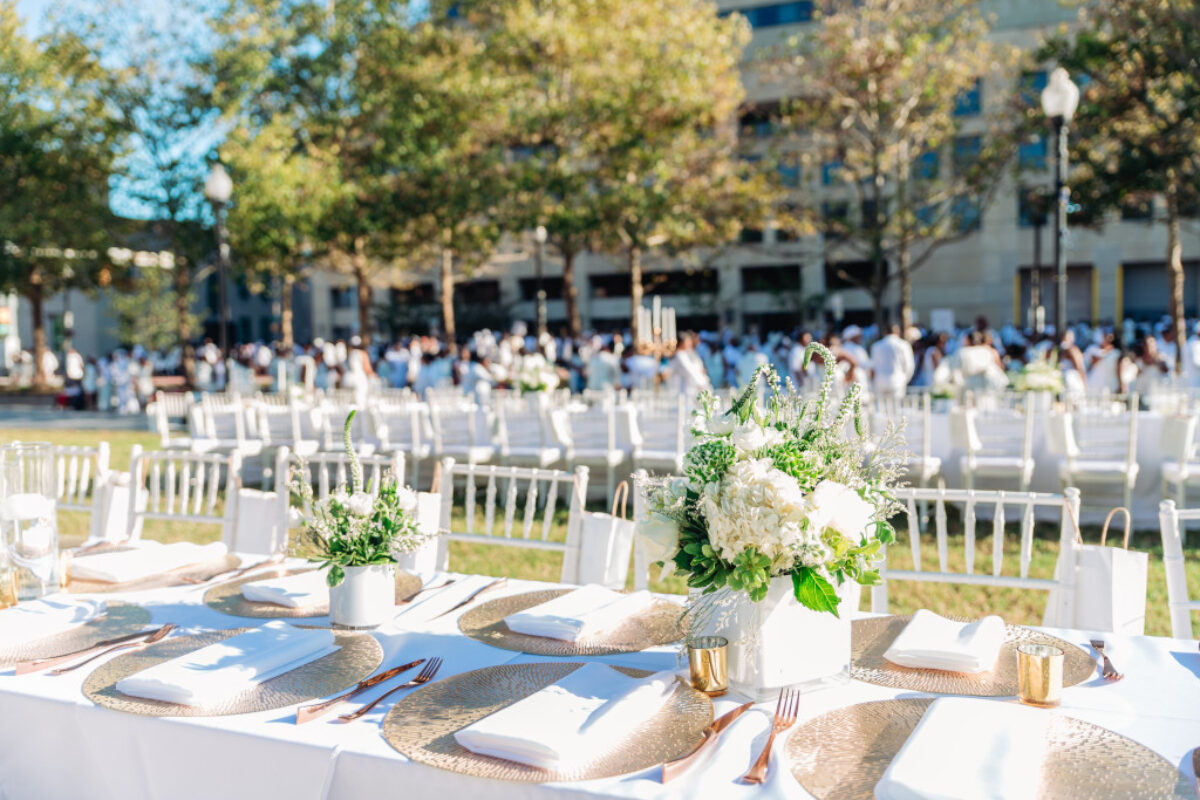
[1088, 638, 1124, 681]
[15, 623, 177, 675]
[337, 657, 443, 722]
[430, 578, 507, 620]
[181, 553, 286, 588]
[296, 657, 427, 723]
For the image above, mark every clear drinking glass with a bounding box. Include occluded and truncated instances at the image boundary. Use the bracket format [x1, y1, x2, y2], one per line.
[0, 443, 59, 600]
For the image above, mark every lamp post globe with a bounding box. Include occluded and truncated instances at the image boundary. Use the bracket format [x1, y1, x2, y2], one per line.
[205, 163, 234, 355]
[1040, 68, 1079, 341]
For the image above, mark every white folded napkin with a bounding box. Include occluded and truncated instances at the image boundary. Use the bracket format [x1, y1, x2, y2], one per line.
[392, 574, 498, 626]
[0, 493, 55, 522]
[503, 585, 658, 642]
[0, 595, 106, 648]
[69, 541, 229, 584]
[875, 697, 1051, 800]
[454, 663, 679, 769]
[883, 610, 1006, 673]
[240, 569, 330, 609]
[115, 621, 338, 706]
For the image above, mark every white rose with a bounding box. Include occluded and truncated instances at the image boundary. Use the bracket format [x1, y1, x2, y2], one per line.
[637, 515, 681, 563]
[807, 481, 875, 540]
[705, 413, 737, 436]
[395, 487, 419, 513]
[730, 421, 784, 453]
[348, 492, 375, 518]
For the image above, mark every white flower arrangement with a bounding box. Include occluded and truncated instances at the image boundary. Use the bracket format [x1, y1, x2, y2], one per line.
[1011, 353, 1064, 394]
[290, 411, 436, 587]
[638, 343, 904, 616]
[516, 354, 559, 394]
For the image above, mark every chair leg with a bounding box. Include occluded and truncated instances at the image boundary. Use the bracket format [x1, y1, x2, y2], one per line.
[607, 466, 616, 510]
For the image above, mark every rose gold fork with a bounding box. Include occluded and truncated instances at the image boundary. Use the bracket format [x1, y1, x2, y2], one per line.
[336, 657, 442, 722]
[741, 690, 801, 784]
[1089, 638, 1123, 681]
[181, 553, 286, 587]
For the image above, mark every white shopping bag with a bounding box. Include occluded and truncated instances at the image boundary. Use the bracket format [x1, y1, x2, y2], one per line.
[1044, 507, 1148, 635]
[572, 482, 635, 589]
[396, 490, 442, 581]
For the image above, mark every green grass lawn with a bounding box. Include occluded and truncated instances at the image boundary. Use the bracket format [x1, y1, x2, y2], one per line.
[6, 426, 1198, 637]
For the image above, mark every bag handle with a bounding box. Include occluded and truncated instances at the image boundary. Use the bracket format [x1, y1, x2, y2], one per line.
[1099, 506, 1132, 549]
[611, 481, 630, 520]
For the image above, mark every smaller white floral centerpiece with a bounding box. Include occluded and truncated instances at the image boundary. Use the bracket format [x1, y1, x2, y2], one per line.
[639, 344, 905, 698]
[291, 411, 436, 628]
[1011, 353, 1064, 395]
[516, 353, 559, 394]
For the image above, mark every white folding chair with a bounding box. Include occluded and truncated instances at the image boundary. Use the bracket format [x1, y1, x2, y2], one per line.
[872, 486, 1082, 627]
[1050, 395, 1139, 511]
[1159, 499, 1200, 639]
[125, 446, 243, 542]
[370, 402, 434, 486]
[436, 458, 591, 583]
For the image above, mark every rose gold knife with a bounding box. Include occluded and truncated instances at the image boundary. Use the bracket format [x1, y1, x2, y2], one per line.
[661, 701, 754, 783]
[429, 577, 507, 620]
[295, 657, 426, 723]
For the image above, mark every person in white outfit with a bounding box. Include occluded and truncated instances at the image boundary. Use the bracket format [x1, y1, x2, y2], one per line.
[671, 333, 713, 395]
[841, 326, 871, 388]
[735, 341, 768, 388]
[870, 325, 916, 402]
[586, 341, 621, 391]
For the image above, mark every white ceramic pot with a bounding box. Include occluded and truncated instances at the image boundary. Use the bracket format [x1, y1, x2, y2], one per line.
[709, 576, 856, 702]
[329, 564, 395, 630]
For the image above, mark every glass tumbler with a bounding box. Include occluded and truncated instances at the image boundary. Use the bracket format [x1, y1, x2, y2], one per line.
[0, 443, 59, 600]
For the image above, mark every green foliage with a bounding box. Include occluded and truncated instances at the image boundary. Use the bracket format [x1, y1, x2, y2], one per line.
[684, 439, 737, 487]
[792, 567, 840, 617]
[109, 267, 197, 351]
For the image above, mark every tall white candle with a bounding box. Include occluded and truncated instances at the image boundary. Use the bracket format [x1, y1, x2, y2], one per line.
[652, 296, 662, 335]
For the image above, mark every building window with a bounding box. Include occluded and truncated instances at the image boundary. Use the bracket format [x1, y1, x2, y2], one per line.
[1018, 135, 1048, 171]
[777, 156, 801, 188]
[861, 198, 888, 227]
[1019, 70, 1049, 107]
[821, 159, 842, 186]
[824, 260, 875, 291]
[330, 287, 355, 310]
[457, 280, 501, 305]
[742, 264, 801, 293]
[952, 135, 982, 175]
[954, 78, 983, 116]
[590, 272, 632, 299]
[912, 150, 939, 181]
[723, 1, 813, 29]
[1121, 196, 1153, 222]
[391, 283, 435, 305]
[952, 195, 982, 233]
[1018, 187, 1050, 229]
[740, 227, 765, 243]
[645, 269, 719, 296]
[822, 201, 850, 239]
[739, 104, 779, 139]
[517, 277, 564, 301]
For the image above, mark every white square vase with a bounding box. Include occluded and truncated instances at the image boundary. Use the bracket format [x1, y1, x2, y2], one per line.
[329, 564, 395, 630]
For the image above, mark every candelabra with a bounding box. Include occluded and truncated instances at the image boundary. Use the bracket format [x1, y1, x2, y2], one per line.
[635, 296, 678, 358]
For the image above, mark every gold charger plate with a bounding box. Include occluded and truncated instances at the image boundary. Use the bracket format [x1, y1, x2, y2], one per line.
[202, 568, 424, 619]
[382, 662, 713, 782]
[66, 553, 243, 594]
[0, 602, 152, 668]
[787, 698, 1197, 800]
[458, 588, 684, 656]
[82, 626, 383, 717]
[851, 615, 1094, 696]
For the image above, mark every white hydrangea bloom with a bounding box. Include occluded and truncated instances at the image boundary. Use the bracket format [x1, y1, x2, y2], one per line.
[698, 458, 818, 571]
[395, 486, 419, 513]
[347, 492, 375, 518]
[729, 420, 784, 454]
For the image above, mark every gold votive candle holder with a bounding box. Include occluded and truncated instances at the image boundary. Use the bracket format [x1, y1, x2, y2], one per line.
[0, 568, 18, 610]
[1017, 643, 1064, 707]
[687, 636, 729, 696]
[58, 549, 72, 589]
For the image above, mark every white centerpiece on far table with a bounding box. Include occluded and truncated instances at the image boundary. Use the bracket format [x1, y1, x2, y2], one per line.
[639, 346, 905, 700]
[291, 411, 438, 629]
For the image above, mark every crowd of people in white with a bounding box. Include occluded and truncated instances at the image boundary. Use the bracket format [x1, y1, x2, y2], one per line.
[15, 313, 1200, 412]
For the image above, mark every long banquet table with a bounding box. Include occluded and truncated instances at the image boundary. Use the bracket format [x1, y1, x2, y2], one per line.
[2, 563, 1199, 800]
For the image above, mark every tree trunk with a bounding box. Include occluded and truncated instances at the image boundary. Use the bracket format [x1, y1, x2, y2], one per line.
[562, 248, 582, 339]
[440, 243, 456, 341]
[29, 277, 48, 391]
[280, 271, 295, 352]
[1166, 173, 1186, 370]
[871, 152, 888, 331]
[898, 242, 913, 333]
[352, 235, 372, 346]
[171, 259, 196, 388]
[628, 245, 643, 343]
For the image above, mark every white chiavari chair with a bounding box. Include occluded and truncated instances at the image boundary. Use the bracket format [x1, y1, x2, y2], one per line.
[51, 442, 110, 514]
[292, 450, 406, 502]
[873, 392, 942, 494]
[124, 446, 243, 542]
[951, 398, 1035, 492]
[632, 396, 690, 475]
[199, 394, 264, 459]
[436, 458, 592, 583]
[495, 394, 564, 469]
[871, 486, 1082, 627]
[555, 400, 633, 505]
[429, 400, 496, 466]
[1158, 499, 1200, 639]
[1050, 394, 1139, 511]
[371, 402, 434, 486]
[1160, 414, 1200, 512]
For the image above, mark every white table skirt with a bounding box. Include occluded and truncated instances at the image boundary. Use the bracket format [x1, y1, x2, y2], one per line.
[928, 411, 1166, 527]
[2, 565, 1198, 800]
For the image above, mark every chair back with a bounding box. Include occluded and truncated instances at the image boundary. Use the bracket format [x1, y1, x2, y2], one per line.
[225, 447, 291, 555]
[870, 486, 1081, 624]
[52, 442, 111, 513]
[126, 445, 243, 540]
[436, 458, 589, 583]
[1158, 499, 1200, 639]
[293, 450, 406, 502]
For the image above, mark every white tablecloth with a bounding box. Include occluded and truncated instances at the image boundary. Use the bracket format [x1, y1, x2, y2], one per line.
[2, 562, 1198, 800]
[929, 411, 1166, 527]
